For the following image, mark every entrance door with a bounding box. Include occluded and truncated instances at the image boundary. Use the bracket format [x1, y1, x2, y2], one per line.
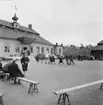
[23, 47, 27, 50]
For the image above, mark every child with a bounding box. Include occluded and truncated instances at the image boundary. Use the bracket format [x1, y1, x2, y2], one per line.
[21, 54, 29, 76]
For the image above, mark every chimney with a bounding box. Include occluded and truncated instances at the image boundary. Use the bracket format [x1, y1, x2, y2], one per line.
[28, 24, 32, 29]
[56, 43, 58, 46]
[61, 44, 63, 46]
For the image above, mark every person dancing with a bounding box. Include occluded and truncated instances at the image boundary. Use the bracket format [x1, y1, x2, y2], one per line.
[69, 55, 74, 65]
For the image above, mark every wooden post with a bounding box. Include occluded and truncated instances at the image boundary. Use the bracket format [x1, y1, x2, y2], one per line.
[57, 93, 71, 105]
[28, 83, 33, 94]
[58, 94, 62, 104]
[28, 83, 39, 94]
[0, 94, 4, 105]
[32, 84, 39, 93]
[100, 83, 103, 89]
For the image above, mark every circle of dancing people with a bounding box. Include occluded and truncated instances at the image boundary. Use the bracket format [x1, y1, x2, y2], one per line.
[35, 52, 75, 66]
[35, 51, 56, 65]
[58, 54, 74, 65]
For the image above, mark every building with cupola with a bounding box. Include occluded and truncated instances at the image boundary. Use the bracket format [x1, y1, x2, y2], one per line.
[0, 14, 63, 58]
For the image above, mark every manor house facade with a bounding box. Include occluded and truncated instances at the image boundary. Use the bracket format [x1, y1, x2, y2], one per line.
[0, 14, 63, 58]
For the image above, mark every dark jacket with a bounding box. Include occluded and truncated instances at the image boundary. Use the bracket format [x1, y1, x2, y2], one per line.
[3, 62, 12, 73]
[3, 62, 24, 77]
[21, 57, 29, 71]
[21, 57, 29, 65]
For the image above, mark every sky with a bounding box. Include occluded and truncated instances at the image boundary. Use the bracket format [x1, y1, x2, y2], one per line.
[0, 0, 103, 46]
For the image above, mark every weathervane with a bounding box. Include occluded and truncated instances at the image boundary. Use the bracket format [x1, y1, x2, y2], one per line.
[12, 5, 18, 14]
[14, 6, 18, 13]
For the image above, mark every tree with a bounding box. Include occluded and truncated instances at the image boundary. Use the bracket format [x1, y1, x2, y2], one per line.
[79, 43, 84, 50]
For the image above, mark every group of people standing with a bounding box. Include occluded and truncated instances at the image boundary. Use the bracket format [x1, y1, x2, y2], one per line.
[58, 54, 74, 65]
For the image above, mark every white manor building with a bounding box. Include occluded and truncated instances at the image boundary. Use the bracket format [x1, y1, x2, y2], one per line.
[0, 14, 63, 58]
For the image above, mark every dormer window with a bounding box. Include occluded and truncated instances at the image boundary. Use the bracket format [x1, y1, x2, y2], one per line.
[13, 22, 19, 28]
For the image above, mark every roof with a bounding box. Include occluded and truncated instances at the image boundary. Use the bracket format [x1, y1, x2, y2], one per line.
[33, 35, 53, 46]
[0, 19, 39, 35]
[91, 45, 103, 51]
[0, 19, 53, 46]
[97, 40, 103, 45]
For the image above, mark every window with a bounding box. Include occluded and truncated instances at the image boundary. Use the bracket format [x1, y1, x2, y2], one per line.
[37, 47, 40, 53]
[14, 23, 19, 28]
[4, 43, 10, 52]
[41, 47, 44, 53]
[46, 47, 49, 53]
[51, 48, 53, 53]
[59, 48, 61, 54]
[30, 45, 33, 53]
[15, 44, 20, 53]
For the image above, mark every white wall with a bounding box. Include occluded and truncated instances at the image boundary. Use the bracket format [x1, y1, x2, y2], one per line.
[0, 38, 64, 58]
[54, 46, 63, 55]
[0, 38, 56, 57]
[30, 43, 54, 56]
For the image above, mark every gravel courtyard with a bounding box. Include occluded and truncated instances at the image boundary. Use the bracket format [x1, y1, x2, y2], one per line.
[1, 59, 103, 105]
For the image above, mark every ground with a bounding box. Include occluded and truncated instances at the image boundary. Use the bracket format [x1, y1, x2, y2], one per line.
[1, 59, 103, 105]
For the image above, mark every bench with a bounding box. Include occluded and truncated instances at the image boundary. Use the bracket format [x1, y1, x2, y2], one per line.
[0, 93, 4, 105]
[54, 79, 103, 105]
[0, 71, 9, 81]
[17, 77, 39, 94]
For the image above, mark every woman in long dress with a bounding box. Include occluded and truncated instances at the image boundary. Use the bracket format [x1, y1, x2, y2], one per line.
[45, 51, 50, 64]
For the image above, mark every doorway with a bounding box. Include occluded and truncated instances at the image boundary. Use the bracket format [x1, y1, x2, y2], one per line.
[23, 47, 27, 50]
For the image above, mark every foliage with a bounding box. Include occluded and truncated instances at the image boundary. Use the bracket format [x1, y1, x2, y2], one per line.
[63, 44, 94, 57]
